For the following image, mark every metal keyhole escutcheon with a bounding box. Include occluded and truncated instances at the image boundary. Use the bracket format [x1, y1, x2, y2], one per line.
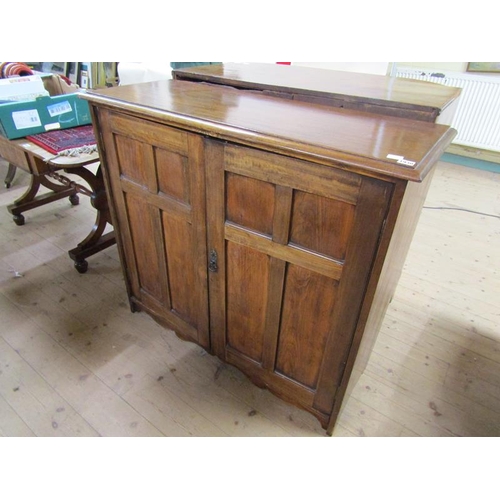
[209, 249, 218, 273]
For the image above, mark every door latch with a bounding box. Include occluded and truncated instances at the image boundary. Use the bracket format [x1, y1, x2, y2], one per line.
[208, 249, 218, 273]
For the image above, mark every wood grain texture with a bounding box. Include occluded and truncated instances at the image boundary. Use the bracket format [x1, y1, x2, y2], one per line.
[125, 193, 163, 300]
[162, 213, 198, 327]
[0, 135, 30, 171]
[226, 241, 269, 362]
[224, 222, 344, 282]
[275, 264, 338, 388]
[114, 135, 149, 187]
[226, 173, 275, 235]
[156, 149, 189, 203]
[83, 81, 456, 182]
[289, 190, 355, 261]
[172, 62, 460, 117]
[204, 140, 227, 360]
[224, 144, 361, 205]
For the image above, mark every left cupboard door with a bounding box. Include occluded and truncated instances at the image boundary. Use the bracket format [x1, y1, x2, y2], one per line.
[96, 108, 210, 349]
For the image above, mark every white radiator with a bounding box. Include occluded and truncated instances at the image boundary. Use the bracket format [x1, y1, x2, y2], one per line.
[395, 66, 500, 153]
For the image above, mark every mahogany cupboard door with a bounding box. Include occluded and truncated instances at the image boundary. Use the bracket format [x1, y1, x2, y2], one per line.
[96, 109, 210, 349]
[206, 141, 392, 429]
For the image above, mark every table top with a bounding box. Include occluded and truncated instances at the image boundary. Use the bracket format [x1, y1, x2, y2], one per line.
[0, 130, 99, 169]
[172, 62, 461, 114]
[83, 79, 457, 182]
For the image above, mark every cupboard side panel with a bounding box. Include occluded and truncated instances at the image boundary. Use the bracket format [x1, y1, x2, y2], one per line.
[332, 171, 435, 431]
[95, 112, 151, 300]
[90, 106, 138, 306]
[314, 177, 392, 417]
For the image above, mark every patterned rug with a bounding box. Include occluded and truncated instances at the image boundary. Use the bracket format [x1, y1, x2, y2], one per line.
[27, 125, 96, 154]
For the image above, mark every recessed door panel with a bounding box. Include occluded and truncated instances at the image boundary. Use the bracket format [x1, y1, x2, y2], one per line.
[226, 240, 270, 363]
[162, 212, 199, 328]
[275, 263, 338, 389]
[226, 173, 275, 236]
[156, 148, 190, 204]
[124, 192, 163, 301]
[289, 190, 355, 261]
[115, 135, 149, 187]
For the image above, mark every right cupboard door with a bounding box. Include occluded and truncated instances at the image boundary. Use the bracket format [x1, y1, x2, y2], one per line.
[206, 142, 392, 427]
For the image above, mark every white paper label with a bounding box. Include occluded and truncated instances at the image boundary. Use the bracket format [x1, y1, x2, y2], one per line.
[387, 153, 416, 167]
[47, 100, 72, 117]
[386, 154, 404, 161]
[397, 158, 416, 167]
[45, 122, 61, 131]
[12, 109, 42, 130]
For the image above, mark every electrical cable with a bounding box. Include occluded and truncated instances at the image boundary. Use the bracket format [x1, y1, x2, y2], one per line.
[423, 206, 500, 219]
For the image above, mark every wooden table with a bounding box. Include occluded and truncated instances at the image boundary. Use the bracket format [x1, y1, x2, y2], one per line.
[0, 132, 115, 273]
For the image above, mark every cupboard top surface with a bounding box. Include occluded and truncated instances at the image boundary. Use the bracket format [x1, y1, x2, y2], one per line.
[172, 62, 461, 112]
[83, 79, 456, 182]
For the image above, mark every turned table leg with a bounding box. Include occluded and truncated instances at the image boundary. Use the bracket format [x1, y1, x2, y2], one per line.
[4, 163, 17, 188]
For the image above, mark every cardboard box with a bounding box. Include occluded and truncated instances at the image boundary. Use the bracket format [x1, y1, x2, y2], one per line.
[0, 74, 91, 139]
[41, 73, 80, 96]
[0, 75, 50, 102]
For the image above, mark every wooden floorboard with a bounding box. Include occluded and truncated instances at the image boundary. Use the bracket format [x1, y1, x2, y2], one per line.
[0, 159, 498, 437]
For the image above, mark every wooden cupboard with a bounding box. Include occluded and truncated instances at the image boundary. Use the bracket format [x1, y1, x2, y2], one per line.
[82, 79, 456, 434]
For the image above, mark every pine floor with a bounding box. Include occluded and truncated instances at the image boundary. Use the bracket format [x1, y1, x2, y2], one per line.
[0, 158, 499, 437]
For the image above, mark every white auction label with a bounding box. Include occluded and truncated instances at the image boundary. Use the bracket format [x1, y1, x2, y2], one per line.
[12, 109, 42, 130]
[47, 100, 72, 117]
[386, 154, 405, 161]
[45, 122, 61, 131]
[397, 158, 416, 167]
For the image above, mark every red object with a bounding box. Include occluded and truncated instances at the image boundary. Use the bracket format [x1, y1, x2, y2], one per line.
[59, 75, 73, 85]
[27, 125, 96, 154]
[0, 62, 33, 78]
[276, 62, 291, 65]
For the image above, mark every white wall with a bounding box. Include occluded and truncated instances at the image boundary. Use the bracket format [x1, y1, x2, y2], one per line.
[395, 62, 468, 72]
[118, 62, 393, 84]
[118, 62, 172, 85]
[292, 62, 390, 75]
[118, 62, 497, 86]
